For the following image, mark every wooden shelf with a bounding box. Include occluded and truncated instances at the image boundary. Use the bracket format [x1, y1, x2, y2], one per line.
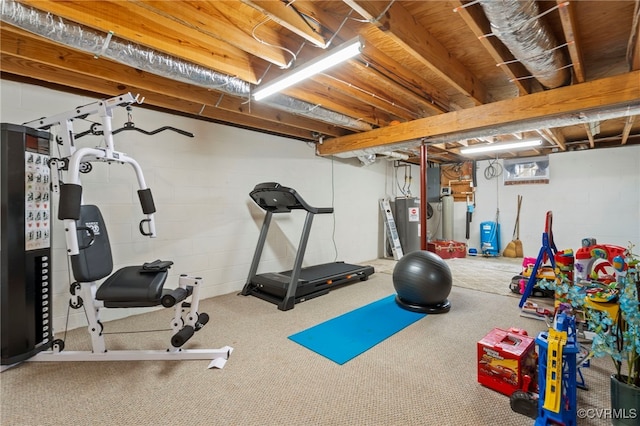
[446, 179, 474, 202]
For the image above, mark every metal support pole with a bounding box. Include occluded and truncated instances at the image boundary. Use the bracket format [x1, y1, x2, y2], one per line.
[420, 143, 428, 250]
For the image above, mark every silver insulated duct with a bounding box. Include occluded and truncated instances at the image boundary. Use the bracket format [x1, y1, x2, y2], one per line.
[0, 0, 372, 132]
[0, 0, 248, 95]
[479, 0, 570, 89]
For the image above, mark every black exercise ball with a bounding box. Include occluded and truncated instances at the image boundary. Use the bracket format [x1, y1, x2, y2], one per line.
[392, 250, 452, 314]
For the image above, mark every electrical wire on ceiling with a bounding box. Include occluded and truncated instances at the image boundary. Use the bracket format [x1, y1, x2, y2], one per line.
[370, 0, 396, 24]
[483, 159, 503, 180]
[320, 73, 422, 120]
[626, 0, 640, 67]
[251, 17, 300, 69]
[283, 0, 324, 37]
[284, 1, 355, 50]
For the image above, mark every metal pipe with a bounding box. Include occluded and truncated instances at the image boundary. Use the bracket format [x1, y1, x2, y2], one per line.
[419, 143, 428, 250]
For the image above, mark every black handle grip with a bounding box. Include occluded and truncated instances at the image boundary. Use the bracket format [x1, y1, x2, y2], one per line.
[139, 219, 152, 236]
[76, 226, 95, 250]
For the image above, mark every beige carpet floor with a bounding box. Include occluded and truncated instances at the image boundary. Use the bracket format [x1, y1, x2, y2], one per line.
[1, 256, 613, 426]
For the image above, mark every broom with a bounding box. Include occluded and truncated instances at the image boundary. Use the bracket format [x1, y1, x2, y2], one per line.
[503, 195, 523, 258]
[514, 195, 523, 257]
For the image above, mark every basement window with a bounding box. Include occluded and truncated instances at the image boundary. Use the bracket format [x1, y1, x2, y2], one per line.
[503, 155, 550, 185]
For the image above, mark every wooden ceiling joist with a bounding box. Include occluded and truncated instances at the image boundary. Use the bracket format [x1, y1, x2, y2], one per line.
[132, 0, 291, 68]
[622, 116, 636, 145]
[360, 43, 449, 114]
[557, 0, 586, 83]
[17, 0, 265, 84]
[343, 0, 489, 105]
[241, 0, 327, 47]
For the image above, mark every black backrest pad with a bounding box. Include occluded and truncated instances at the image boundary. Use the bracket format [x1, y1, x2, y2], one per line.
[70, 205, 114, 282]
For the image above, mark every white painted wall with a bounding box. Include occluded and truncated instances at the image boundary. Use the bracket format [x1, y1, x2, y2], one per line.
[1, 81, 388, 331]
[468, 148, 640, 257]
[399, 148, 640, 259]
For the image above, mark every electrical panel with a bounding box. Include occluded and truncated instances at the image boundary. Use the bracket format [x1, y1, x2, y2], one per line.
[426, 167, 441, 202]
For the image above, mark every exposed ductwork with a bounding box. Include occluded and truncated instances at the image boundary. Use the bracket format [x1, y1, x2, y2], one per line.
[479, 0, 570, 89]
[0, 0, 373, 133]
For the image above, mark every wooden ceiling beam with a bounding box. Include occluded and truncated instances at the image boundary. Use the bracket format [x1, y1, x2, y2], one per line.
[282, 79, 391, 127]
[451, 0, 532, 95]
[17, 0, 264, 84]
[557, 0, 586, 83]
[537, 128, 567, 151]
[343, 0, 488, 105]
[276, 1, 450, 117]
[312, 74, 416, 122]
[241, 0, 327, 47]
[360, 43, 449, 114]
[132, 0, 291, 68]
[317, 71, 640, 155]
[328, 61, 438, 119]
[583, 123, 595, 148]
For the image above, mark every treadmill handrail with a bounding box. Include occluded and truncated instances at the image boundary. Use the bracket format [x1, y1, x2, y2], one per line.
[250, 182, 333, 214]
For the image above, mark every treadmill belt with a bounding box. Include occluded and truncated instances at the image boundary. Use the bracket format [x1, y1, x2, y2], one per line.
[280, 262, 364, 282]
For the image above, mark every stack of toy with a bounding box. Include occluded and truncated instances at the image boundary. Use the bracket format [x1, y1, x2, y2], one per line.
[574, 239, 625, 284]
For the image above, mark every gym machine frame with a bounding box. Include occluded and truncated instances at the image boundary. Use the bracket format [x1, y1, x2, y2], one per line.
[5, 93, 231, 367]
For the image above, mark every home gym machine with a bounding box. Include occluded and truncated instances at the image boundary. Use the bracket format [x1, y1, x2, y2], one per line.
[241, 182, 374, 311]
[1, 93, 231, 368]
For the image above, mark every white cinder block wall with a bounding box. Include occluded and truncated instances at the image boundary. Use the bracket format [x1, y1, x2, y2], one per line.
[468, 148, 640, 256]
[401, 148, 640, 258]
[1, 81, 388, 331]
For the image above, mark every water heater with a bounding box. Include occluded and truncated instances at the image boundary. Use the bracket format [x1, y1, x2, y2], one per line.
[392, 197, 421, 254]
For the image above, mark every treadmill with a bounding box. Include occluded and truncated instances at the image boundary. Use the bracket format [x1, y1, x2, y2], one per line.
[241, 182, 375, 311]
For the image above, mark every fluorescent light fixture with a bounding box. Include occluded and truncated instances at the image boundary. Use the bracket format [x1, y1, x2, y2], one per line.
[253, 37, 363, 101]
[460, 139, 542, 154]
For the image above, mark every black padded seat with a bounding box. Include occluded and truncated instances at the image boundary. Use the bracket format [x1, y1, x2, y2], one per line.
[96, 266, 168, 308]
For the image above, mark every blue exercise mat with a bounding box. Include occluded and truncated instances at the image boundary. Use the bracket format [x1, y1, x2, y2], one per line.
[288, 294, 426, 365]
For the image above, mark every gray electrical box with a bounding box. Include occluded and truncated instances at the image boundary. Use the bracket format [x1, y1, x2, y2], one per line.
[426, 167, 441, 202]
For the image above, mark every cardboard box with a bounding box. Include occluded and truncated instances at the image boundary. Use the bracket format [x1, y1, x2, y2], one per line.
[427, 240, 466, 259]
[477, 328, 537, 396]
